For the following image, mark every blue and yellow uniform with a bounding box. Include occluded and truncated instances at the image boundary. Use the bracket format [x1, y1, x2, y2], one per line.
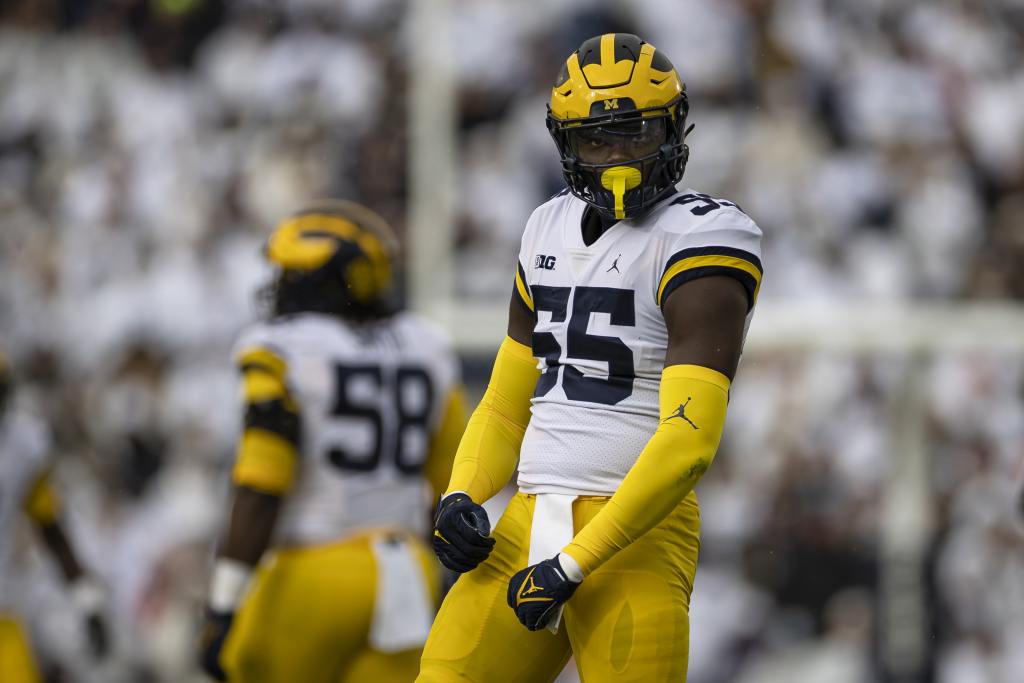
[221, 311, 466, 682]
[419, 33, 763, 682]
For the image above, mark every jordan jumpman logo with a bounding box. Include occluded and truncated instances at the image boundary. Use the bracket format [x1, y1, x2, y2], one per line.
[606, 254, 621, 273]
[662, 397, 699, 429]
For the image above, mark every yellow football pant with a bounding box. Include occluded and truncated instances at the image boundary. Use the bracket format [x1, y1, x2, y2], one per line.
[418, 492, 700, 683]
[0, 614, 41, 683]
[223, 531, 439, 683]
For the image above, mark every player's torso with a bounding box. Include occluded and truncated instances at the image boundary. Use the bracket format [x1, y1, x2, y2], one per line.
[239, 313, 455, 546]
[517, 190, 753, 495]
[526, 193, 673, 402]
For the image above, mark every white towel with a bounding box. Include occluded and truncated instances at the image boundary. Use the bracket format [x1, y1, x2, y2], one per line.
[368, 535, 433, 652]
[528, 493, 577, 634]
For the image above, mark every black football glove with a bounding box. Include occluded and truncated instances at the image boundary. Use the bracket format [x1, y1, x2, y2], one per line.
[507, 555, 580, 631]
[198, 607, 234, 681]
[432, 493, 495, 573]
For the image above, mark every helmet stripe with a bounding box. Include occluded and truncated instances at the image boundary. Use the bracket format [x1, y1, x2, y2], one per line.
[600, 33, 616, 71]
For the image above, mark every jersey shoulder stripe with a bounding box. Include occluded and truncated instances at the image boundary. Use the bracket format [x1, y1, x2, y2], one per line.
[236, 345, 288, 380]
[658, 245, 762, 309]
[514, 260, 535, 314]
[231, 327, 302, 492]
[23, 471, 60, 524]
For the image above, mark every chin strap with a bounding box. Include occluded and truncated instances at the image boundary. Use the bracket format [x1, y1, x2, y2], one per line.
[600, 166, 642, 219]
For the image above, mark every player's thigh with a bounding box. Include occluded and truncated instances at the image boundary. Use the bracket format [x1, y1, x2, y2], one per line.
[224, 541, 374, 683]
[0, 615, 42, 683]
[567, 493, 700, 683]
[339, 646, 421, 683]
[418, 493, 572, 683]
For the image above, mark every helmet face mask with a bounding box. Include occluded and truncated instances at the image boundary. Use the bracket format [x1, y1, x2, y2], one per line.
[547, 34, 690, 220]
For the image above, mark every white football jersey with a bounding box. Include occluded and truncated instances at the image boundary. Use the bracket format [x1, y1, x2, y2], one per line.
[0, 409, 53, 606]
[233, 312, 460, 546]
[514, 189, 763, 496]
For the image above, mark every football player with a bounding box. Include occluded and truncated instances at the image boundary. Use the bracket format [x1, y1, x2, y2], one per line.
[197, 200, 466, 682]
[0, 351, 109, 682]
[418, 34, 763, 681]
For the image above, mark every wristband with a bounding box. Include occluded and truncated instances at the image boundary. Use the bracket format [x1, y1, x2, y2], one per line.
[208, 558, 252, 612]
[557, 552, 584, 583]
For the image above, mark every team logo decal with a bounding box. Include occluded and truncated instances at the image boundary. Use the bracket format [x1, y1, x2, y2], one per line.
[534, 254, 557, 270]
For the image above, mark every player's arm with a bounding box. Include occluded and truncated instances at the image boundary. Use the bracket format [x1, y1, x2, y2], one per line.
[432, 281, 540, 573]
[444, 286, 537, 503]
[562, 275, 748, 575]
[199, 345, 299, 681]
[26, 473, 110, 658]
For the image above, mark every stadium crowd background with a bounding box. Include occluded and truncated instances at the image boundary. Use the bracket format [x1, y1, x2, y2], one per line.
[0, 0, 1022, 681]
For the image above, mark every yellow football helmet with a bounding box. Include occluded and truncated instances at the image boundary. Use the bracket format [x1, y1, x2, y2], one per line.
[265, 199, 400, 320]
[548, 33, 690, 220]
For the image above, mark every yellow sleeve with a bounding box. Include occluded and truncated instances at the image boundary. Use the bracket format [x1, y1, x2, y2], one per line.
[23, 471, 61, 525]
[563, 364, 730, 575]
[423, 387, 469, 503]
[445, 336, 539, 504]
[231, 346, 301, 496]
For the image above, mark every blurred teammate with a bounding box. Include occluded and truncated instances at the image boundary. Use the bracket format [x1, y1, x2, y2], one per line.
[197, 200, 466, 682]
[419, 34, 763, 681]
[0, 352, 109, 682]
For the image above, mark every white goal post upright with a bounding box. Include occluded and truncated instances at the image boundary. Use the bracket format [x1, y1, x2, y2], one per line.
[407, 0, 457, 316]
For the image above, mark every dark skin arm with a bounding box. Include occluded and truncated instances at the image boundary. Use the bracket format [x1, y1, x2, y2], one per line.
[218, 486, 282, 566]
[199, 485, 280, 680]
[507, 274, 749, 377]
[36, 520, 84, 582]
[507, 290, 535, 347]
[662, 275, 749, 377]
[36, 518, 110, 658]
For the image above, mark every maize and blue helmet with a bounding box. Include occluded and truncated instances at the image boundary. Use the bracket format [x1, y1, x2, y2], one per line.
[264, 200, 400, 321]
[548, 33, 690, 220]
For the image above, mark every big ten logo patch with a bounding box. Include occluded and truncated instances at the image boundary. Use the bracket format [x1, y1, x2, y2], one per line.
[534, 255, 557, 270]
